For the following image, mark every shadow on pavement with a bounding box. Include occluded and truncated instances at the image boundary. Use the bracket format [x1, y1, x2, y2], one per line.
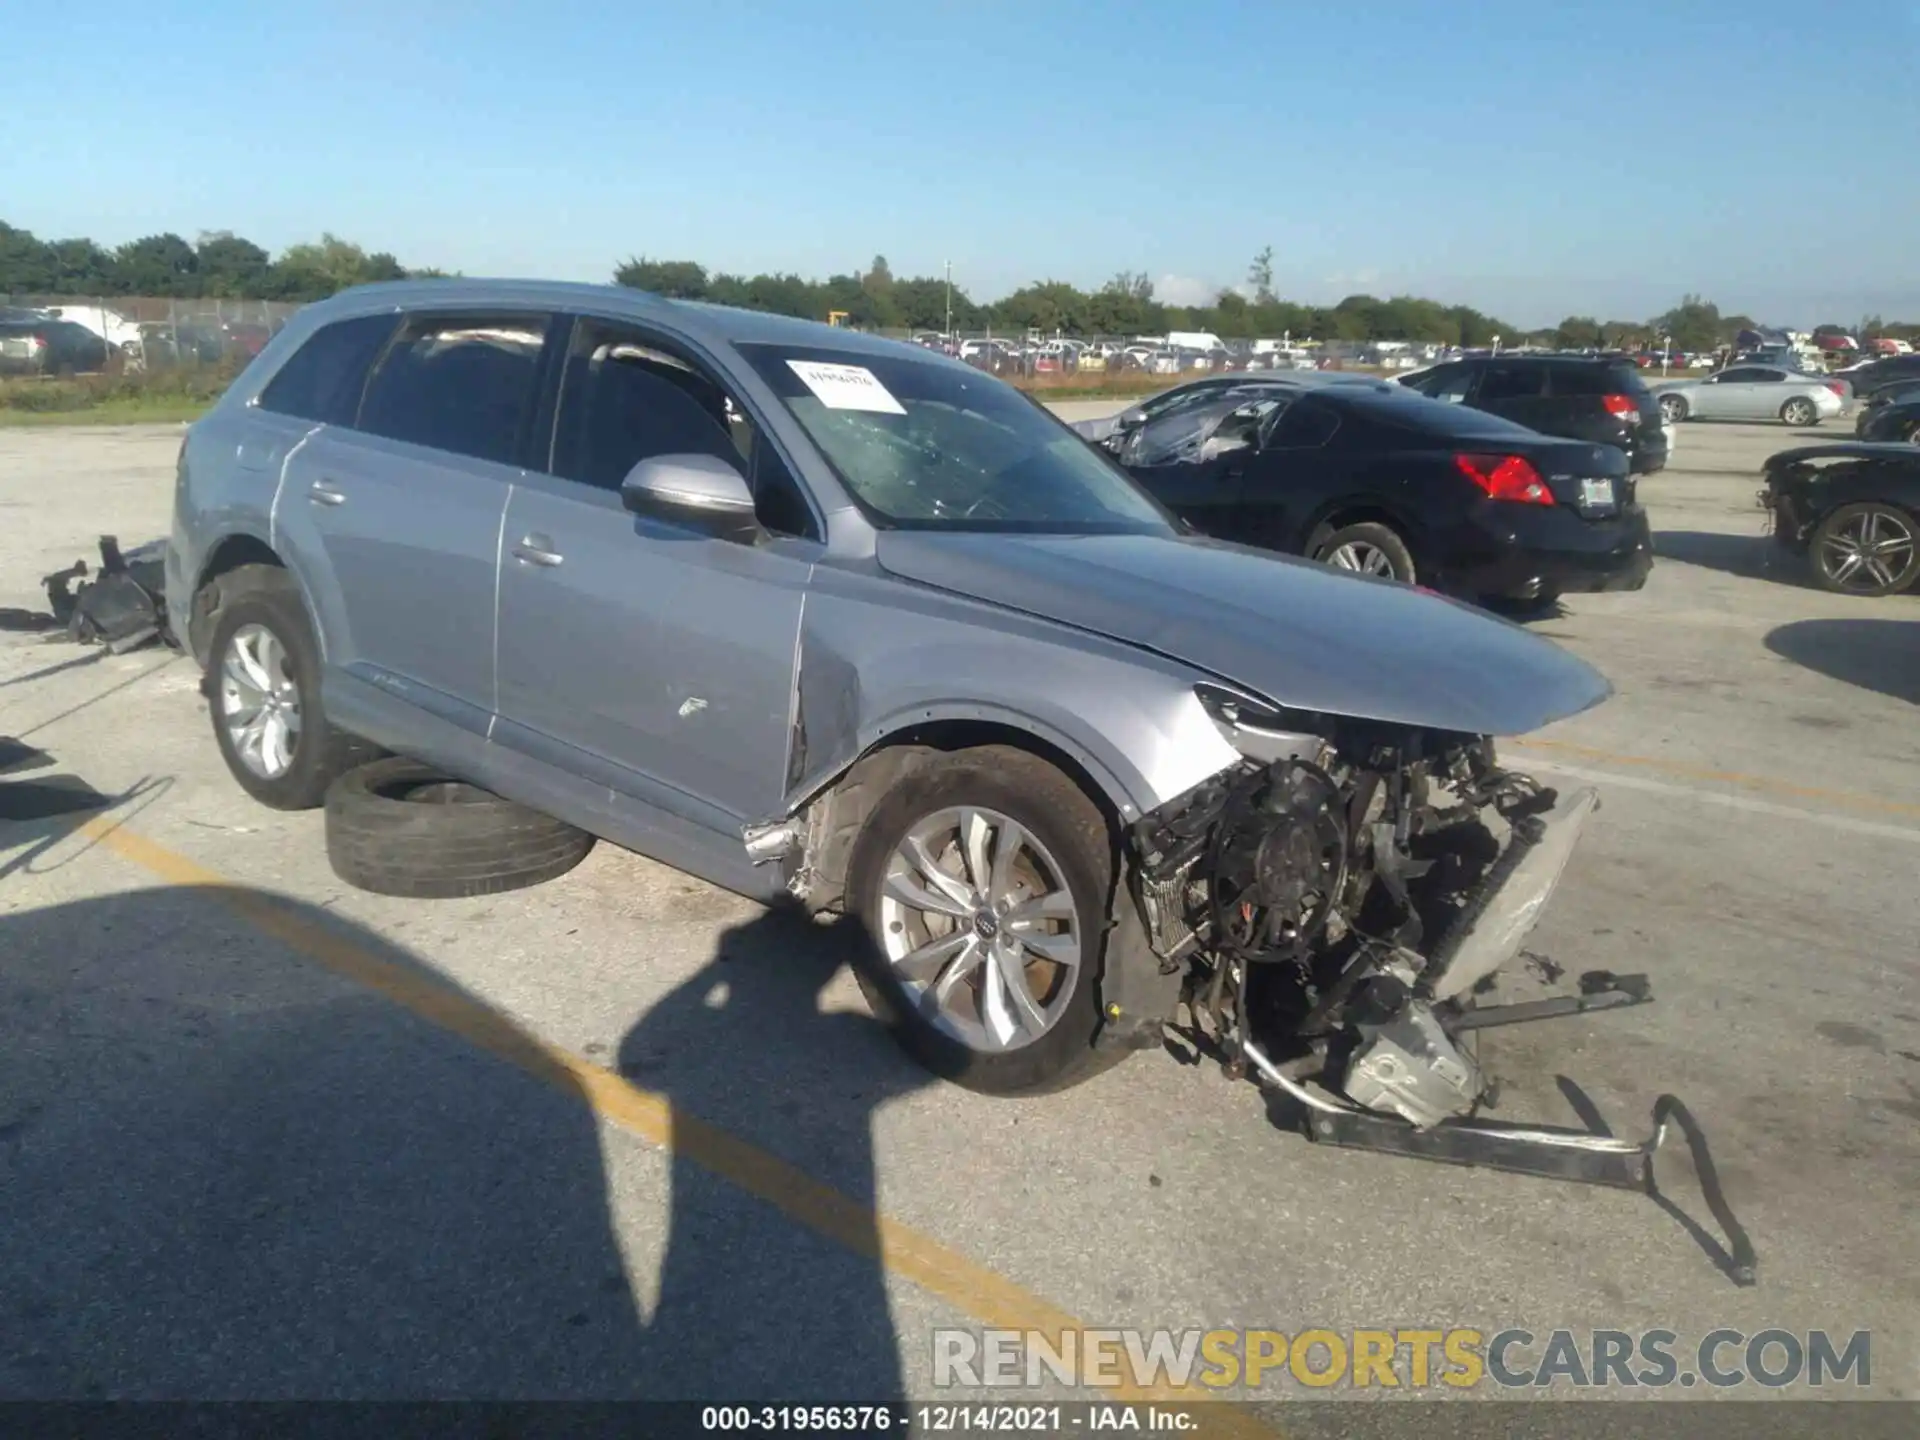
[620, 909, 932, 1400]
[1766, 617, 1920, 705]
[0, 734, 173, 883]
[0, 807, 929, 1399]
[1652, 529, 1803, 584]
[0, 884, 651, 1398]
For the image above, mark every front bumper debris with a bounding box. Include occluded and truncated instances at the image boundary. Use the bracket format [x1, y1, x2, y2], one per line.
[36, 536, 174, 653]
[1424, 785, 1600, 1002]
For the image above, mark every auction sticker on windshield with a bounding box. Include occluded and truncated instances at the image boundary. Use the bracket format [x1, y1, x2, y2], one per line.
[787, 360, 907, 414]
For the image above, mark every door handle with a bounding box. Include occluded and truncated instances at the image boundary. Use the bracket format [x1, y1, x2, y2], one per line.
[308, 479, 346, 506]
[511, 534, 564, 567]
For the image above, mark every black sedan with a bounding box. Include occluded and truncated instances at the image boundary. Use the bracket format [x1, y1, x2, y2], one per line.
[1854, 382, 1920, 445]
[0, 318, 111, 375]
[1763, 443, 1920, 597]
[1089, 378, 1652, 603]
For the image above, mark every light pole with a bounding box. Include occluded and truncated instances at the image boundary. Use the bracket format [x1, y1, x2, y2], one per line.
[944, 261, 952, 343]
[1660, 333, 1671, 376]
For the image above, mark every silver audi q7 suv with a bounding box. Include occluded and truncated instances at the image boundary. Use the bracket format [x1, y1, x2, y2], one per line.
[169, 279, 1616, 1112]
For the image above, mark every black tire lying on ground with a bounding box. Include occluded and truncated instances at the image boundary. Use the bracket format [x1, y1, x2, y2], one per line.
[324, 757, 594, 898]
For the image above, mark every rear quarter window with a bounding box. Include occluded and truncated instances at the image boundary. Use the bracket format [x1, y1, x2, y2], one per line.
[256, 313, 400, 425]
[1550, 363, 1649, 397]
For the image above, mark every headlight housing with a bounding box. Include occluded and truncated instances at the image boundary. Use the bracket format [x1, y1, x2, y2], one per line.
[1194, 683, 1335, 767]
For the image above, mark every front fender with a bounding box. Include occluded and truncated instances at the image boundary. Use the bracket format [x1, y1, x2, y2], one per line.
[784, 581, 1241, 822]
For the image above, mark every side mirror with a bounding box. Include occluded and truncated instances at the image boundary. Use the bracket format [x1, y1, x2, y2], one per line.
[1116, 407, 1148, 431]
[620, 453, 759, 540]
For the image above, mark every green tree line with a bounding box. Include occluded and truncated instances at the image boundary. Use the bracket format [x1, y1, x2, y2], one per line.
[614, 256, 1920, 350]
[0, 221, 417, 302]
[613, 252, 1524, 346]
[6, 218, 1915, 348]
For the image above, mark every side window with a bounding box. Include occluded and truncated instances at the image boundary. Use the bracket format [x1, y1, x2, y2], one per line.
[1715, 367, 1761, 383]
[749, 444, 818, 541]
[1546, 365, 1611, 397]
[357, 313, 550, 465]
[1263, 400, 1340, 449]
[549, 318, 818, 540]
[1750, 368, 1786, 384]
[1426, 367, 1475, 403]
[256, 313, 398, 425]
[1476, 366, 1547, 402]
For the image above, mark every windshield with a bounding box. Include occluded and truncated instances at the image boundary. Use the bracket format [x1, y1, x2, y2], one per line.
[739, 344, 1173, 534]
[1124, 393, 1287, 466]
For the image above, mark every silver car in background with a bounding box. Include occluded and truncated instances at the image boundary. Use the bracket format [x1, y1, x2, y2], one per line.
[1652, 364, 1846, 426]
[168, 279, 1622, 1130]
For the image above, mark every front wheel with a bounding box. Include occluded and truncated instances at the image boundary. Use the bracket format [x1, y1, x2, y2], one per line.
[847, 747, 1118, 1095]
[1781, 397, 1819, 426]
[1659, 394, 1690, 424]
[1811, 502, 1920, 597]
[1309, 521, 1417, 583]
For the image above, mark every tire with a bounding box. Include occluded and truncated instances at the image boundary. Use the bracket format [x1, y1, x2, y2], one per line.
[847, 746, 1121, 1095]
[203, 565, 381, 810]
[1809, 502, 1920, 597]
[324, 757, 594, 898]
[1309, 521, 1416, 584]
[1781, 397, 1819, 426]
[1659, 394, 1690, 424]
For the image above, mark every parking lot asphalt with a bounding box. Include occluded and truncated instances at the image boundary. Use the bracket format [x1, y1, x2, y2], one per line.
[2, 416, 1916, 1409]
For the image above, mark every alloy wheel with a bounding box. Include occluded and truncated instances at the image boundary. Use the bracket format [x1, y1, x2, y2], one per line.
[876, 806, 1081, 1053]
[220, 622, 302, 779]
[1818, 508, 1917, 593]
[1326, 541, 1398, 578]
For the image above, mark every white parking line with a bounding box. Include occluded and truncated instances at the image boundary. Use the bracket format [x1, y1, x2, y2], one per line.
[1523, 757, 1920, 844]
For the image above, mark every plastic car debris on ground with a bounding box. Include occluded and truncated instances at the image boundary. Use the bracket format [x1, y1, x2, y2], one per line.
[36, 536, 175, 653]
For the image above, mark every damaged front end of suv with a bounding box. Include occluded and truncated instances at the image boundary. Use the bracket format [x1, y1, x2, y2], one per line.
[1123, 684, 1654, 1180]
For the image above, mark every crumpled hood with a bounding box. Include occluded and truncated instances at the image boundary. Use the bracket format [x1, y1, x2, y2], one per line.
[874, 531, 1611, 736]
[1070, 414, 1124, 442]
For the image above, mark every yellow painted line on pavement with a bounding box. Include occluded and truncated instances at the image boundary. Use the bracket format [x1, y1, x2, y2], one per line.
[73, 815, 1276, 1432]
[1509, 737, 1920, 820]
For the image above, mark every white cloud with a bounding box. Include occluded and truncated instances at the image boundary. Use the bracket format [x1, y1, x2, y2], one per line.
[1155, 273, 1218, 307]
[1321, 268, 1383, 291]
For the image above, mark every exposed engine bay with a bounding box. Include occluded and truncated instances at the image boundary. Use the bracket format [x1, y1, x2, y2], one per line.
[1130, 693, 1613, 1131]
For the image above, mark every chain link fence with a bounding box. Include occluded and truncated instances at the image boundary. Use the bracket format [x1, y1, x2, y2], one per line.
[1, 295, 304, 376]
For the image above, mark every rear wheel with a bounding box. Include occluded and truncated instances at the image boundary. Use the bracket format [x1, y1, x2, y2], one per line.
[203, 565, 380, 810]
[1811, 502, 1920, 597]
[1781, 397, 1819, 426]
[1309, 521, 1416, 584]
[847, 747, 1119, 1095]
[1659, 394, 1690, 424]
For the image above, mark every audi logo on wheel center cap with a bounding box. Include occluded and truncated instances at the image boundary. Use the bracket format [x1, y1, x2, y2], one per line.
[972, 911, 999, 939]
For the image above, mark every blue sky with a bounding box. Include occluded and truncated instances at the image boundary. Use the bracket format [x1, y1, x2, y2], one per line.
[7, 0, 1918, 326]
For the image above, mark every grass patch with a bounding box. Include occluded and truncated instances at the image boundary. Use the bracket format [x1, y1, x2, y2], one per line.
[0, 396, 212, 426]
[0, 362, 242, 426]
